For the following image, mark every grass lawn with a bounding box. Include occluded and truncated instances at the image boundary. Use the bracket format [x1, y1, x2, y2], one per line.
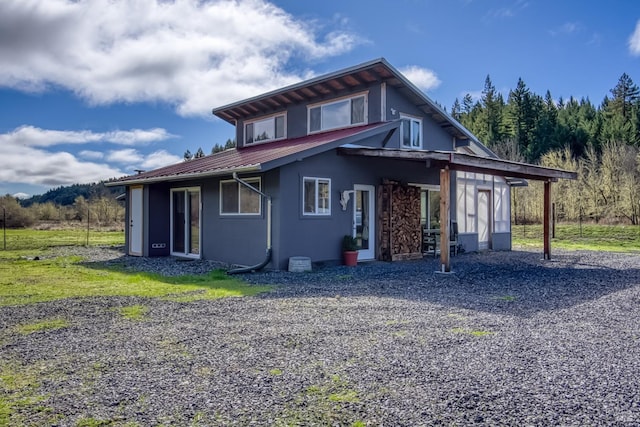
[512, 223, 640, 252]
[0, 228, 125, 251]
[0, 230, 271, 425]
[0, 230, 269, 306]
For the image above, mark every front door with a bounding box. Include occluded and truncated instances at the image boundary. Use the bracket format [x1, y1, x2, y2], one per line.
[478, 190, 491, 250]
[171, 187, 201, 258]
[353, 184, 375, 260]
[129, 186, 143, 256]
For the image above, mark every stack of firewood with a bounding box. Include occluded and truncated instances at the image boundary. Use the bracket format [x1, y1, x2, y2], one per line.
[378, 180, 422, 261]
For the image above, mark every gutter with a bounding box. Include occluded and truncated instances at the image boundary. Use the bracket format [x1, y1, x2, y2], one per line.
[104, 165, 262, 187]
[227, 172, 273, 274]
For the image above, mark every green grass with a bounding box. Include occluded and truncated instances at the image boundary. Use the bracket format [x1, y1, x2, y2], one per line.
[0, 254, 270, 307]
[512, 223, 640, 252]
[0, 360, 65, 426]
[0, 228, 124, 251]
[275, 374, 365, 426]
[117, 305, 149, 321]
[15, 318, 69, 335]
[0, 237, 270, 425]
[451, 327, 494, 337]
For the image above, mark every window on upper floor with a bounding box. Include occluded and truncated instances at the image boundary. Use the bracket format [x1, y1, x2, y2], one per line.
[308, 93, 367, 133]
[245, 114, 286, 145]
[400, 115, 422, 149]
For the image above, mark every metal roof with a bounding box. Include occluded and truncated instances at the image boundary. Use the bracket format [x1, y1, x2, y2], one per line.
[108, 122, 396, 186]
[212, 58, 483, 147]
[338, 147, 578, 182]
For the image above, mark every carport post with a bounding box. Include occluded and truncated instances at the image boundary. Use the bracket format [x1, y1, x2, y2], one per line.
[439, 167, 451, 272]
[543, 180, 552, 260]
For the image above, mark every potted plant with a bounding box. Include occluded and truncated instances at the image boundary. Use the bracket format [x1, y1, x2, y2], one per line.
[342, 235, 359, 266]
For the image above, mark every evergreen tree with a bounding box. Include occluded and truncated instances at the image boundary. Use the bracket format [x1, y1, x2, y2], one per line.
[608, 73, 639, 120]
[507, 78, 537, 160]
[183, 150, 193, 161]
[478, 75, 505, 146]
[451, 98, 461, 120]
[195, 147, 205, 158]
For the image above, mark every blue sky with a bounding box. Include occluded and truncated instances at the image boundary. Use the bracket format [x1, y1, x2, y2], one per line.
[1, 0, 639, 198]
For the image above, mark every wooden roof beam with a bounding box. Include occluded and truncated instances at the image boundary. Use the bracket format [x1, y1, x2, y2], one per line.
[338, 148, 577, 181]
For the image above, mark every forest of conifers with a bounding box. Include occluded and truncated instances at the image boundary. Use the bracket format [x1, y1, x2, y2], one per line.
[450, 73, 640, 225]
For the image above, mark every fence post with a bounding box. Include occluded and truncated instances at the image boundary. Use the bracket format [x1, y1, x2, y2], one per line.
[86, 206, 90, 247]
[2, 207, 5, 250]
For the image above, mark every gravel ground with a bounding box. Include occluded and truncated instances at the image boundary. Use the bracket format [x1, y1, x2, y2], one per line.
[2, 247, 640, 426]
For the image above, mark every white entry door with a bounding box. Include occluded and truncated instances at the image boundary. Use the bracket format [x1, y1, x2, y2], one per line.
[353, 184, 375, 260]
[129, 186, 143, 256]
[478, 190, 491, 250]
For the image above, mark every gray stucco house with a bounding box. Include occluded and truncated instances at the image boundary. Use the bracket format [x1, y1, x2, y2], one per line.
[109, 58, 575, 270]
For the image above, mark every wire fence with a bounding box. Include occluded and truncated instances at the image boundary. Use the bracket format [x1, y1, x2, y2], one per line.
[0, 210, 124, 251]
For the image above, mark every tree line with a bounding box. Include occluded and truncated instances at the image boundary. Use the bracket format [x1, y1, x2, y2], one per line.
[1, 181, 125, 228]
[184, 138, 236, 161]
[452, 73, 640, 225]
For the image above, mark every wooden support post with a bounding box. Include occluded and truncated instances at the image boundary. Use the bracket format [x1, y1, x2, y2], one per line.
[543, 180, 552, 260]
[552, 203, 556, 238]
[439, 167, 451, 272]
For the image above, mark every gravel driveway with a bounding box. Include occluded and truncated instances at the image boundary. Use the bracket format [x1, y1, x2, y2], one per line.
[2, 248, 640, 426]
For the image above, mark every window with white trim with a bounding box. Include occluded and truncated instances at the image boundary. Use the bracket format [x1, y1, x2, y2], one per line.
[456, 172, 477, 233]
[420, 187, 440, 229]
[400, 115, 422, 148]
[303, 177, 331, 215]
[308, 94, 367, 133]
[494, 178, 510, 232]
[245, 114, 285, 144]
[220, 178, 261, 215]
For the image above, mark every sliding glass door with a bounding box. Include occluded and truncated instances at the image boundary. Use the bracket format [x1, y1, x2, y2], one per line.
[171, 187, 201, 257]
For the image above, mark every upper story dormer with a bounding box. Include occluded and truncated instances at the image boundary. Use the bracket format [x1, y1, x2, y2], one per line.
[212, 58, 485, 154]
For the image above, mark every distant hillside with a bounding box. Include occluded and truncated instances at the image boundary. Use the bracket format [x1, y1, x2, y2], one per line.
[20, 181, 124, 207]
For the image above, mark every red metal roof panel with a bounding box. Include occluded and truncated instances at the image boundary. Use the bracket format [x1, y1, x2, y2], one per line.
[112, 123, 388, 184]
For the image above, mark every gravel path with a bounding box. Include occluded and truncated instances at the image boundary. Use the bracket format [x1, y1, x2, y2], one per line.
[2, 247, 640, 425]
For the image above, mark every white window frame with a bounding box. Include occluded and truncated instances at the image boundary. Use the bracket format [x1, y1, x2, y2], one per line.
[170, 186, 201, 259]
[219, 177, 262, 216]
[456, 172, 477, 233]
[244, 113, 286, 145]
[400, 114, 423, 149]
[493, 177, 511, 233]
[307, 92, 368, 134]
[302, 177, 331, 216]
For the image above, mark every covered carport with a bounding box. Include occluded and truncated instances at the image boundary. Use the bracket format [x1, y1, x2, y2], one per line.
[339, 147, 578, 272]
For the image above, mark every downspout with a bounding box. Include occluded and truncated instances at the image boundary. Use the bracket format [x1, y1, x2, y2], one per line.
[227, 172, 273, 274]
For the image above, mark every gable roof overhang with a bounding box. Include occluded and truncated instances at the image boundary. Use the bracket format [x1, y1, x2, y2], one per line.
[337, 146, 577, 182]
[212, 58, 485, 151]
[106, 122, 399, 186]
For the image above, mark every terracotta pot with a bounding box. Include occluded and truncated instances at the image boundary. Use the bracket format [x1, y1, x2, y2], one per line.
[343, 250, 358, 266]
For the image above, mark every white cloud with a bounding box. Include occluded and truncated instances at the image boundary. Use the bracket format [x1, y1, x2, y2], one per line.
[140, 150, 182, 170]
[0, 0, 359, 117]
[0, 125, 181, 188]
[629, 20, 640, 55]
[12, 192, 30, 200]
[0, 125, 175, 147]
[106, 148, 180, 170]
[79, 150, 104, 160]
[399, 66, 441, 92]
[0, 144, 124, 187]
[107, 148, 144, 164]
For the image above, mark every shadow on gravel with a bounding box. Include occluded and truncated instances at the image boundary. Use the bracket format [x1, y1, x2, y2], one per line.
[241, 250, 640, 317]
